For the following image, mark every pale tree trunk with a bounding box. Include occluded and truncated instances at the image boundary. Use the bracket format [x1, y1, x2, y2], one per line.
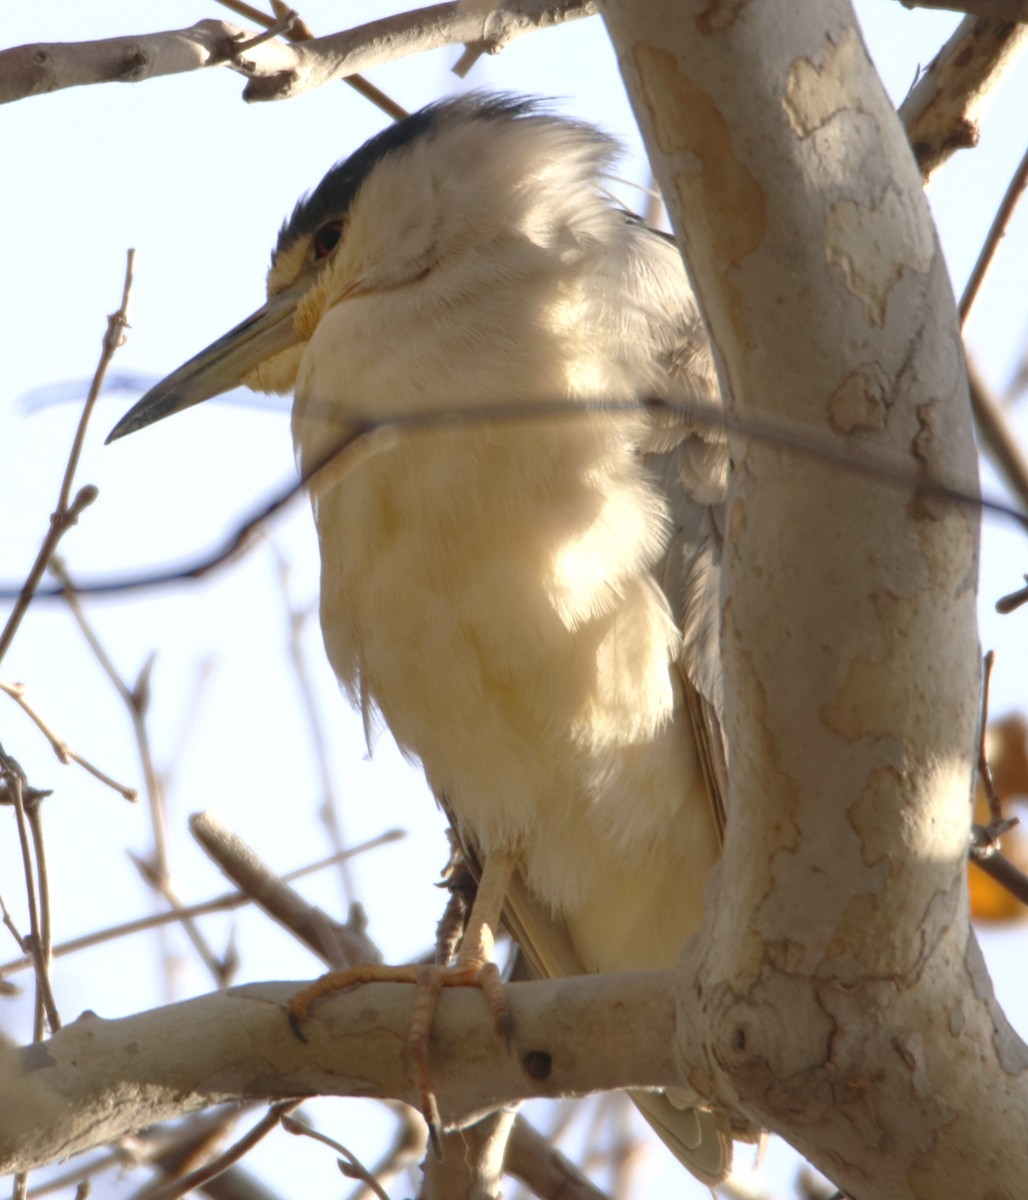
[601, 0, 1028, 1196]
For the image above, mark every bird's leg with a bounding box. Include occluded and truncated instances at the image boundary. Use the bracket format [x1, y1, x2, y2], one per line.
[410, 848, 517, 1148]
[286, 849, 518, 1150]
[420, 847, 516, 1036]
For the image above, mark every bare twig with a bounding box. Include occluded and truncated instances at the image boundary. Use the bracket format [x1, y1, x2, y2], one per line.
[189, 812, 382, 967]
[13, 1108, 280, 1200]
[50, 561, 168, 871]
[26, 801, 55, 1011]
[232, 10, 298, 54]
[211, 0, 406, 117]
[215, 0, 295, 27]
[0, 677, 137, 800]
[348, 1107, 428, 1200]
[0, 888, 28, 956]
[967, 658, 1026, 910]
[47, 557, 234, 989]
[0, 250, 134, 663]
[899, 15, 1028, 182]
[131, 1101, 301, 1200]
[235, 1, 597, 102]
[959, 139, 1028, 323]
[977, 652, 1005, 824]
[996, 574, 1028, 613]
[0, 748, 60, 1038]
[7, 393, 1026, 606]
[280, 1115, 392, 1200]
[966, 357, 1028, 515]
[0, 833, 402, 978]
[128, 852, 233, 988]
[969, 826, 1028, 905]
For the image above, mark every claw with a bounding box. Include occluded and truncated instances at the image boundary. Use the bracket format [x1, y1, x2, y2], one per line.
[285, 957, 514, 1152]
[288, 1009, 309, 1043]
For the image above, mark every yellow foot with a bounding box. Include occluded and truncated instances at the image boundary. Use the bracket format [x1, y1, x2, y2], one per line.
[287, 959, 512, 1155]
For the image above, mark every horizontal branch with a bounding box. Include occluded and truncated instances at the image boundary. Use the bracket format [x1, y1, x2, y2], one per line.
[0, 2, 596, 108]
[0, 972, 679, 1175]
[0, 20, 245, 105]
[234, 1, 597, 102]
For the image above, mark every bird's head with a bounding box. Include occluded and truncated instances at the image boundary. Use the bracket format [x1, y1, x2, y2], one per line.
[106, 94, 618, 444]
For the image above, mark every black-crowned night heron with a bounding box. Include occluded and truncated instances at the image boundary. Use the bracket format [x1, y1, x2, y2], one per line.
[109, 93, 741, 1185]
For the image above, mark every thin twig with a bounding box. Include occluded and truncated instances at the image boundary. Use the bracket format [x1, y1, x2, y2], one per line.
[211, 0, 407, 118]
[128, 852, 233, 987]
[132, 1101, 301, 1200]
[0, 487, 98, 653]
[347, 1107, 427, 1200]
[996, 574, 1028, 614]
[7, 393, 1025, 605]
[46, 558, 230, 991]
[0, 832, 402, 978]
[959, 140, 1028, 324]
[977, 651, 1005, 824]
[0, 677, 137, 800]
[966, 357, 1028, 515]
[0, 250, 134, 664]
[968, 653, 1025, 906]
[14, 1109, 263, 1200]
[0, 888, 28, 955]
[213, 0, 285, 26]
[49, 561, 168, 868]
[232, 10, 297, 53]
[969, 826, 1028, 905]
[26, 801, 56, 1017]
[280, 1115, 392, 1200]
[235, 1, 596, 103]
[0, 748, 60, 1036]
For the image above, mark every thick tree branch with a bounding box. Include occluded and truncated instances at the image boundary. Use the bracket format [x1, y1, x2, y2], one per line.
[0, 972, 678, 1177]
[235, 1, 596, 101]
[0, 21, 245, 105]
[899, 0, 1028, 20]
[602, 2, 1026, 1198]
[0, 4, 596, 108]
[421, 1110, 514, 1200]
[899, 14, 1027, 182]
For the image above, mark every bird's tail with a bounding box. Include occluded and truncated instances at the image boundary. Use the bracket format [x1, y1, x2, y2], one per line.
[629, 1088, 732, 1189]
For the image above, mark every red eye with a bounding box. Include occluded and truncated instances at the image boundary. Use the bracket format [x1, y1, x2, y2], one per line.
[313, 221, 343, 259]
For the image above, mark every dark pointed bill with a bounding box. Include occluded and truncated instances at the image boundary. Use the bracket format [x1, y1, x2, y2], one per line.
[105, 285, 303, 443]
